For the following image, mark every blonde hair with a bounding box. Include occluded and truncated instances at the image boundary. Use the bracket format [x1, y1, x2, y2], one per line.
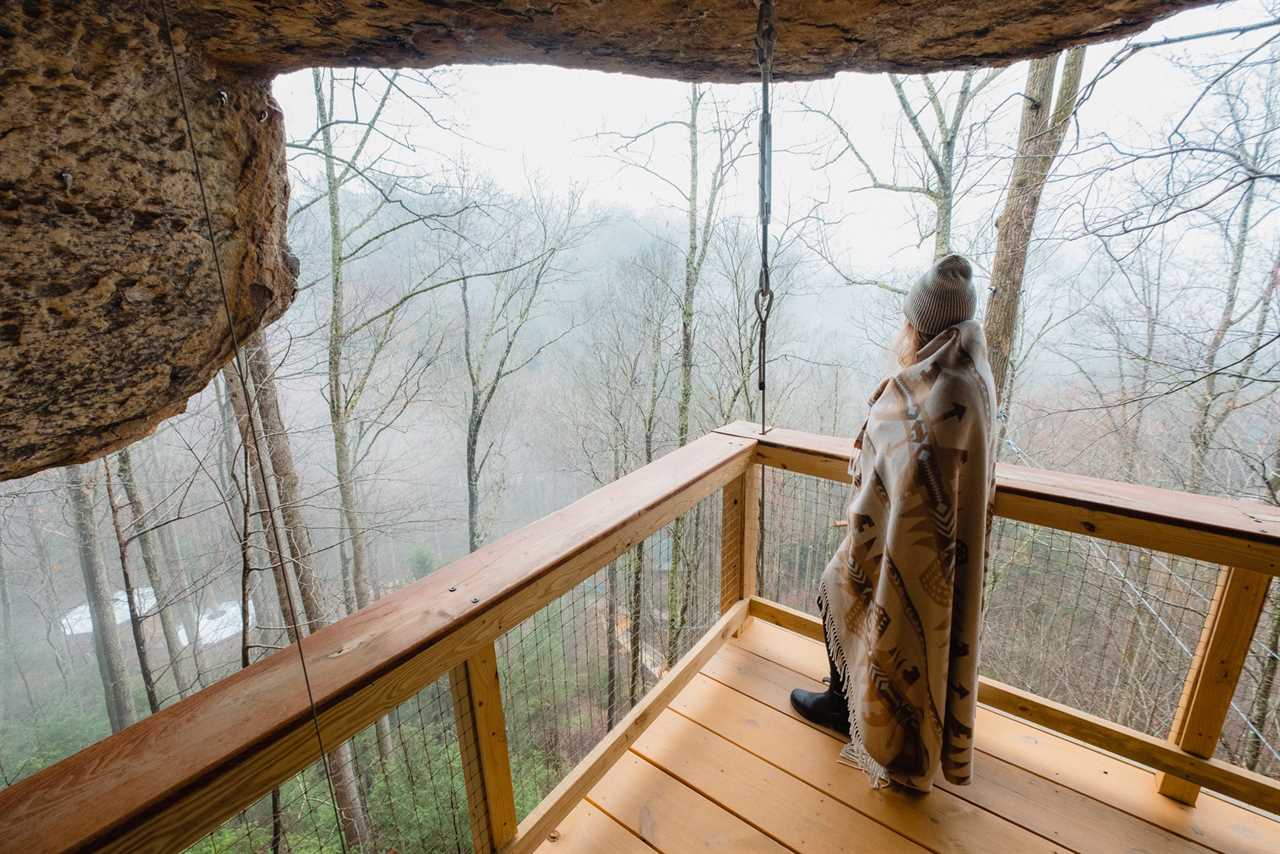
[893, 319, 930, 368]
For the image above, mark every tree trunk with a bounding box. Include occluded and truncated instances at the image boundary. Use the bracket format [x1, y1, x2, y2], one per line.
[332, 417, 375, 607]
[64, 464, 136, 733]
[630, 318, 665, 704]
[1244, 596, 1279, 770]
[466, 412, 484, 552]
[0, 530, 38, 721]
[143, 444, 200, 658]
[1188, 183, 1256, 493]
[116, 448, 193, 699]
[984, 47, 1085, 402]
[1116, 549, 1154, 727]
[934, 174, 954, 259]
[606, 455, 621, 727]
[667, 83, 702, 667]
[677, 83, 700, 450]
[606, 559, 619, 728]
[27, 505, 73, 686]
[218, 371, 276, 643]
[156, 502, 204, 689]
[104, 460, 161, 715]
[0, 537, 12, 721]
[337, 515, 358, 615]
[222, 363, 297, 640]
[223, 355, 372, 850]
[246, 334, 329, 630]
[313, 68, 377, 623]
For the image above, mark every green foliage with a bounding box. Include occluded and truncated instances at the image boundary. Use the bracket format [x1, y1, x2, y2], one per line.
[0, 671, 110, 785]
[186, 689, 475, 853]
[497, 591, 615, 820]
[358, 713, 473, 853]
[408, 546, 436, 580]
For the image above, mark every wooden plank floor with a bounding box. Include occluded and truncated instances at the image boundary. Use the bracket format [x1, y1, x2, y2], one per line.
[536, 618, 1280, 854]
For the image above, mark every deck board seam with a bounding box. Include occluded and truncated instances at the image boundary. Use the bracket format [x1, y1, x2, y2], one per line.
[578, 804, 660, 854]
[726, 625, 1277, 848]
[715, 639, 1232, 854]
[725, 635, 1168, 788]
[659, 704, 953, 854]
[980, 702, 1278, 821]
[580, 794, 663, 853]
[622, 745, 810, 854]
[685, 670, 1081, 854]
[641, 708, 932, 853]
[736, 606, 1235, 792]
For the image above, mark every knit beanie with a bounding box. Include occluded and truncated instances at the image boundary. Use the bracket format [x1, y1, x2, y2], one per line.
[903, 254, 976, 337]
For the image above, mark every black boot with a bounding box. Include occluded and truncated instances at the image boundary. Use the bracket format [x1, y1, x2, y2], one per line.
[790, 648, 850, 737]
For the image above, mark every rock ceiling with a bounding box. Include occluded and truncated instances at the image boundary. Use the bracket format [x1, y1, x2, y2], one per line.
[0, 0, 1211, 479]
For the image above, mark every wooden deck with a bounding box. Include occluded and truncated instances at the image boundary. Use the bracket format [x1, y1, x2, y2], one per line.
[6, 426, 1278, 852]
[537, 618, 1280, 854]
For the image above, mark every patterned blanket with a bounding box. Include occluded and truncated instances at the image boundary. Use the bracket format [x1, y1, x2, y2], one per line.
[819, 319, 996, 791]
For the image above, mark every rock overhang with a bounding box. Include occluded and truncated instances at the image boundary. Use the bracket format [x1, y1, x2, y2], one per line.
[0, 0, 1214, 479]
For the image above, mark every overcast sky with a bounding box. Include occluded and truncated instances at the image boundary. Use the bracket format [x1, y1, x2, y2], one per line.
[272, 0, 1262, 274]
[266, 0, 1275, 444]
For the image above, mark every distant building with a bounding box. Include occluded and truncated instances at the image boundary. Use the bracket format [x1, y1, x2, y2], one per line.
[60, 589, 253, 651]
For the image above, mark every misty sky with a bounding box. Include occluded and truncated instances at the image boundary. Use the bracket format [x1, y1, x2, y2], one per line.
[271, 0, 1263, 287]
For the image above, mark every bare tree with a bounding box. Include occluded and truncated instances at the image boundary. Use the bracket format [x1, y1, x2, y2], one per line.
[63, 465, 135, 733]
[221, 358, 373, 849]
[698, 214, 807, 429]
[244, 335, 331, 630]
[1054, 231, 1180, 483]
[300, 68, 452, 619]
[456, 179, 591, 551]
[103, 460, 160, 715]
[114, 447, 194, 699]
[985, 47, 1086, 402]
[1073, 13, 1280, 234]
[1186, 210, 1279, 492]
[803, 68, 1002, 264]
[563, 242, 681, 715]
[600, 83, 753, 664]
[0, 510, 38, 730]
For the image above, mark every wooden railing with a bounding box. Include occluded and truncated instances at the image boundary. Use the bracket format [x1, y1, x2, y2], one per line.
[716, 421, 1280, 815]
[1, 422, 1278, 853]
[0, 431, 754, 853]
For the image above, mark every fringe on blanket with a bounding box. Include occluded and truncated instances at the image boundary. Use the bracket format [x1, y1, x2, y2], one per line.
[818, 579, 890, 790]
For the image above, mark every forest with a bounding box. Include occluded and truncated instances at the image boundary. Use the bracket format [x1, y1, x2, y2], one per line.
[2, 1, 1280, 851]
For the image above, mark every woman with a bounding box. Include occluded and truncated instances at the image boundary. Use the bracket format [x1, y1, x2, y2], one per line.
[791, 254, 997, 792]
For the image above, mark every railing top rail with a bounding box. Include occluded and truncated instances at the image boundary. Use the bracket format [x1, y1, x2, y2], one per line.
[716, 421, 1280, 576]
[0, 431, 753, 853]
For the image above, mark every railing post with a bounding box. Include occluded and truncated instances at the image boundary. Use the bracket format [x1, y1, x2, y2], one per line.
[450, 642, 518, 852]
[721, 465, 761, 613]
[1156, 565, 1271, 805]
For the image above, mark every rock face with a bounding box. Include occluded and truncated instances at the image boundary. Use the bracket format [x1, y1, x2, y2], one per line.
[1, 2, 294, 479]
[0, 0, 1210, 480]
[190, 0, 1211, 80]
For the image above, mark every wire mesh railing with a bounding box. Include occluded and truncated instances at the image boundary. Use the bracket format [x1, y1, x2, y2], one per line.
[754, 466, 1280, 781]
[756, 467, 848, 613]
[184, 489, 726, 852]
[187, 673, 479, 853]
[1223, 585, 1280, 780]
[982, 521, 1218, 738]
[497, 490, 723, 820]
[13, 428, 1275, 849]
